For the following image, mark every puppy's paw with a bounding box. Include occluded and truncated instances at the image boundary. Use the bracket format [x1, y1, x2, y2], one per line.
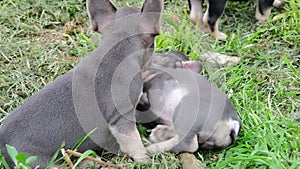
[147, 143, 161, 154]
[198, 25, 210, 33]
[147, 133, 180, 154]
[255, 7, 271, 23]
[133, 155, 151, 163]
[150, 125, 175, 143]
[211, 31, 227, 40]
[189, 12, 198, 24]
[273, 0, 284, 7]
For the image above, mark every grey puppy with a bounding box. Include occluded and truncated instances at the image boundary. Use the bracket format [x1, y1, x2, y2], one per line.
[136, 51, 203, 122]
[136, 51, 242, 153]
[0, 0, 163, 167]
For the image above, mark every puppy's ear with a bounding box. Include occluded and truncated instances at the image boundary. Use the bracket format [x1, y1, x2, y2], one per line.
[168, 51, 189, 61]
[87, 0, 117, 33]
[182, 61, 203, 73]
[140, 0, 163, 38]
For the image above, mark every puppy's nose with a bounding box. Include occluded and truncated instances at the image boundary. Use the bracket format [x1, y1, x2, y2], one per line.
[230, 129, 236, 141]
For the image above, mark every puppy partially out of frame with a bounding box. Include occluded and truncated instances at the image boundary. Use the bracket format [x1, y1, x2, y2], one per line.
[0, 0, 163, 168]
[136, 51, 242, 153]
[188, 0, 284, 40]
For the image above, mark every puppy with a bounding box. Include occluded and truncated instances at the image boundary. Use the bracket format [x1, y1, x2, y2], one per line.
[136, 51, 242, 153]
[188, 0, 284, 39]
[0, 0, 163, 167]
[136, 51, 203, 125]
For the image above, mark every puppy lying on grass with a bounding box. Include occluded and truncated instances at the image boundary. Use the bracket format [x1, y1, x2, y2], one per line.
[136, 51, 242, 153]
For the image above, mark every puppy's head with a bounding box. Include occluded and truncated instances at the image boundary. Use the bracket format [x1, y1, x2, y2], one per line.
[149, 51, 203, 73]
[198, 100, 242, 150]
[87, 0, 163, 46]
[198, 118, 242, 150]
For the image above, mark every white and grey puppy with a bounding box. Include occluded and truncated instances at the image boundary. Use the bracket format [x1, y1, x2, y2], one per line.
[136, 51, 242, 153]
[136, 51, 203, 125]
[0, 0, 163, 167]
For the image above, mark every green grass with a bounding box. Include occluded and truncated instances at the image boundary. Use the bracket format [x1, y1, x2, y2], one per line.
[1, 0, 299, 168]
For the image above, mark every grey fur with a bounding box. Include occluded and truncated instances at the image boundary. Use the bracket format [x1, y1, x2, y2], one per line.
[136, 52, 242, 153]
[0, 0, 163, 167]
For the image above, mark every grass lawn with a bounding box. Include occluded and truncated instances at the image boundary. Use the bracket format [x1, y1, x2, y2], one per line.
[0, 0, 299, 168]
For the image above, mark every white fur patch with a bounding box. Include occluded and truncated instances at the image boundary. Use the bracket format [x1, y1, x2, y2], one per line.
[188, 135, 199, 152]
[147, 134, 180, 153]
[255, 6, 271, 22]
[168, 87, 187, 118]
[210, 19, 227, 40]
[202, 8, 227, 40]
[202, 8, 210, 33]
[273, 0, 284, 7]
[213, 119, 240, 147]
[229, 119, 240, 137]
[108, 125, 149, 162]
[150, 87, 188, 125]
[199, 118, 241, 148]
[150, 125, 175, 143]
[189, 0, 203, 24]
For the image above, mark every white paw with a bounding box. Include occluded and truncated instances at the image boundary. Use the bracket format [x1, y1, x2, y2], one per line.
[255, 7, 271, 23]
[146, 144, 160, 154]
[150, 125, 175, 143]
[211, 31, 227, 40]
[133, 155, 151, 163]
[198, 25, 210, 33]
[147, 134, 180, 154]
[273, 0, 284, 7]
[190, 12, 198, 24]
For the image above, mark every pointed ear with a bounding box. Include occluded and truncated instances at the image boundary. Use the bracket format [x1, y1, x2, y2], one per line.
[87, 0, 117, 33]
[182, 61, 203, 73]
[140, 0, 164, 36]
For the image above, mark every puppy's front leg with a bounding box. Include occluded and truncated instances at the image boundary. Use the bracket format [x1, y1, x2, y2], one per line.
[255, 0, 279, 22]
[109, 123, 149, 162]
[255, 0, 273, 22]
[188, 0, 207, 32]
[202, 0, 227, 40]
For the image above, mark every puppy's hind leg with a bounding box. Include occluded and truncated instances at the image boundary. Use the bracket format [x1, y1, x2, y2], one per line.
[255, 0, 274, 22]
[203, 0, 227, 40]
